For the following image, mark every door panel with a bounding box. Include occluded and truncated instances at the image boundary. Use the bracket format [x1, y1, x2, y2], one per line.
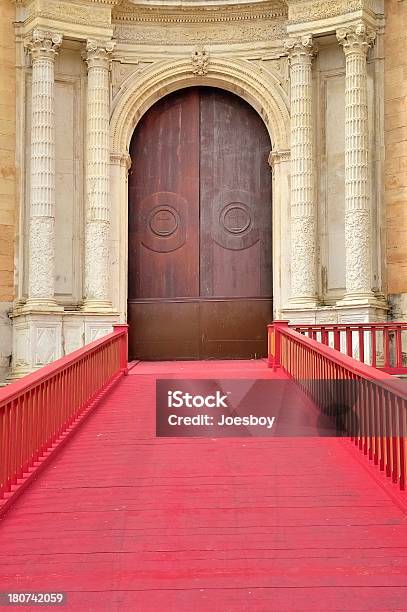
[199, 89, 272, 358]
[199, 90, 272, 298]
[128, 87, 272, 360]
[128, 89, 200, 299]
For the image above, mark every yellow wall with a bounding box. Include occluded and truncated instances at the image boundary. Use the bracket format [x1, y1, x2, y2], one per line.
[385, 0, 407, 295]
[0, 1, 15, 302]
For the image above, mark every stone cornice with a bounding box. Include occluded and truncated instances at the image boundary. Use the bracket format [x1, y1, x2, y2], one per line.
[112, 0, 287, 24]
[286, 0, 376, 25]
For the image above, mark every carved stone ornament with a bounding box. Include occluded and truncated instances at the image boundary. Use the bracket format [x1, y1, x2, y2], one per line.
[191, 46, 210, 76]
[25, 29, 62, 61]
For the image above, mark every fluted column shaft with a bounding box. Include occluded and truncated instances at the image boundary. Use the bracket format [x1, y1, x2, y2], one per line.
[25, 30, 62, 309]
[285, 35, 318, 305]
[82, 39, 115, 312]
[337, 23, 376, 300]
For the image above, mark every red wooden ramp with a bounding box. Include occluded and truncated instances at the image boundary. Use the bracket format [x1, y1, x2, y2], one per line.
[0, 360, 407, 611]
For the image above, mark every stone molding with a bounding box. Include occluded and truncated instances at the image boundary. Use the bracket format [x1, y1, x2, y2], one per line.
[113, 1, 287, 24]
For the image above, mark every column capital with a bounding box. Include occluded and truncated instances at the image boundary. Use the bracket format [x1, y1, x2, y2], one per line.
[83, 39, 116, 70]
[268, 149, 290, 171]
[284, 34, 317, 64]
[25, 29, 62, 62]
[110, 152, 132, 171]
[336, 22, 376, 56]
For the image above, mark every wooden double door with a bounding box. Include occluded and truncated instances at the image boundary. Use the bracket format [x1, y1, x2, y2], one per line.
[128, 87, 272, 360]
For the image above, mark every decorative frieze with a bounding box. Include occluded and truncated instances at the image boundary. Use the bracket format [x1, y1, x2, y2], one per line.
[114, 21, 286, 45]
[284, 34, 318, 305]
[337, 23, 376, 300]
[82, 39, 116, 312]
[24, 29, 63, 310]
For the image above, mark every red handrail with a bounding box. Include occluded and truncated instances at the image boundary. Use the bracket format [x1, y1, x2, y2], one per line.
[0, 324, 128, 501]
[291, 322, 407, 375]
[268, 321, 407, 490]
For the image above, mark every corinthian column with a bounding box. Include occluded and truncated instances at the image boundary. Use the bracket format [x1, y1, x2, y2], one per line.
[337, 23, 376, 303]
[82, 39, 115, 312]
[25, 29, 62, 311]
[284, 35, 318, 306]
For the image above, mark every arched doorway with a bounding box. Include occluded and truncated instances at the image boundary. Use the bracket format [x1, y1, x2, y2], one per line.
[128, 86, 272, 360]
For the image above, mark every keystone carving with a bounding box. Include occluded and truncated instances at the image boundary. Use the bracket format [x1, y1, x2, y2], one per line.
[191, 46, 210, 76]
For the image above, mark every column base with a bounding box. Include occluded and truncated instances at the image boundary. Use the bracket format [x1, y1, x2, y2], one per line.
[287, 296, 320, 309]
[81, 299, 114, 314]
[19, 298, 64, 313]
[336, 292, 387, 309]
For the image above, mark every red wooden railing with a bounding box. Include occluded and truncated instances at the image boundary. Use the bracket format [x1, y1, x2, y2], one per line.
[291, 322, 407, 375]
[268, 321, 407, 490]
[0, 324, 128, 502]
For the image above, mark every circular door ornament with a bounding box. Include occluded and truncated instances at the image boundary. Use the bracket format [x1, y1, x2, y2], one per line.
[140, 192, 187, 253]
[221, 203, 252, 235]
[211, 190, 259, 251]
[149, 206, 179, 238]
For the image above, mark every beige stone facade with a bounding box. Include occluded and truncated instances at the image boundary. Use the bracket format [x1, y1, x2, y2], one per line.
[0, 0, 405, 380]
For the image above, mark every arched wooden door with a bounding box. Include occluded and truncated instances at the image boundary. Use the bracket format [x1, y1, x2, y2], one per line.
[128, 87, 272, 360]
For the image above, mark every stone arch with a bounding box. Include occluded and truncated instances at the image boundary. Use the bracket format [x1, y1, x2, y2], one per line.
[110, 57, 290, 154]
[109, 56, 291, 324]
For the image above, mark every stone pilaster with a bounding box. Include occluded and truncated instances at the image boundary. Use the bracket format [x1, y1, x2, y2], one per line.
[25, 29, 62, 311]
[284, 35, 318, 307]
[337, 23, 376, 304]
[82, 39, 115, 312]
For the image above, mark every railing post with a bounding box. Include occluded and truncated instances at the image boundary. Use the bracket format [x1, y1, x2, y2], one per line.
[268, 321, 290, 370]
[113, 324, 129, 375]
